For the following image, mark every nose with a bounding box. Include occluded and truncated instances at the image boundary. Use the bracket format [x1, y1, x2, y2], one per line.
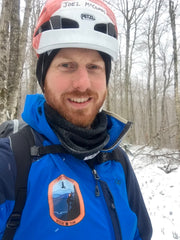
[72, 67, 91, 92]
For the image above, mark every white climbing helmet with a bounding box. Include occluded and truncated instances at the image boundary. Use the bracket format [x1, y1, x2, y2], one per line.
[33, 0, 118, 60]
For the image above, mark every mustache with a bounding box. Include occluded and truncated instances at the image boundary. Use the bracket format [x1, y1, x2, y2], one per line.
[63, 89, 97, 98]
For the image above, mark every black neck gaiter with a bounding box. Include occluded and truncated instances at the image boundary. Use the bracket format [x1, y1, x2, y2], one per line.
[44, 103, 109, 160]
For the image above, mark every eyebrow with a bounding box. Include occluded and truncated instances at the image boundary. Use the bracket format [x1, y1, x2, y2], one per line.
[57, 55, 104, 64]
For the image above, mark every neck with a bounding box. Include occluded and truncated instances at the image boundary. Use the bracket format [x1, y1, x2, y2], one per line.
[44, 102, 109, 159]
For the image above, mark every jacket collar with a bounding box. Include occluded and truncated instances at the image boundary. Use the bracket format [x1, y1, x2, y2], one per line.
[22, 94, 132, 152]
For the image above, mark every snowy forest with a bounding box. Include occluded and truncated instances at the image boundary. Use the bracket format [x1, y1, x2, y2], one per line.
[0, 0, 180, 239]
[0, 0, 180, 150]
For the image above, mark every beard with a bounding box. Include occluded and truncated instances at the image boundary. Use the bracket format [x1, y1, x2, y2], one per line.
[44, 89, 107, 128]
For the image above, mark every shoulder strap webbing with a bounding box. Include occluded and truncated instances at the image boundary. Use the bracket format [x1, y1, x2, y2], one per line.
[30, 144, 66, 157]
[96, 147, 128, 179]
[3, 126, 35, 240]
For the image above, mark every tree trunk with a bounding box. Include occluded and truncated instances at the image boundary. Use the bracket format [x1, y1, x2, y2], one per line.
[7, 0, 21, 119]
[169, 0, 180, 150]
[124, 21, 130, 119]
[147, 22, 153, 142]
[0, 0, 11, 122]
[152, 0, 163, 143]
[7, 0, 33, 119]
[27, 0, 42, 95]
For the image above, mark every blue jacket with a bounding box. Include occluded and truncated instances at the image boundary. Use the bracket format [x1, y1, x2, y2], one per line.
[0, 94, 152, 240]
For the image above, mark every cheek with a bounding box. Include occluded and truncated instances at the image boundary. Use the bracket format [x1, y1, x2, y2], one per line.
[46, 73, 71, 92]
[92, 78, 106, 93]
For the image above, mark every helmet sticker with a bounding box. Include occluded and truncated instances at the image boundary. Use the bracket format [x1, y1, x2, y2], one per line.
[48, 174, 85, 226]
[61, 0, 106, 15]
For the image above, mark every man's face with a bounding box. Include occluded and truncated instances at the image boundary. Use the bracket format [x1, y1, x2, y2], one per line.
[44, 48, 107, 128]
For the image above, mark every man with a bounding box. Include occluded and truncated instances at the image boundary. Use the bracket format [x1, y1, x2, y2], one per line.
[0, 0, 152, 239]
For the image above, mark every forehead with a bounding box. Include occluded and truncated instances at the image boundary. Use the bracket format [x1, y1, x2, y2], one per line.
[53, 48, 104, 62]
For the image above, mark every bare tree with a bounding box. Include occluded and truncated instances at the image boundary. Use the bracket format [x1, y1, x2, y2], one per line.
[0, 0, 11, 122]
[7, 0, 34, 119]
[6, 0, 21, 119]
[159, 43, 173, 147]
[152, 0, 163, 136]
[28, 0, 41, 95]
[169, 0, 180, 150]
[17, 0, 34, 116]
[146, 19, 153, 139]
[116, 0, 151, 120]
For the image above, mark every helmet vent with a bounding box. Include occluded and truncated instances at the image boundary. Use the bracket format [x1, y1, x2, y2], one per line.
[61, 18, 79, 29]
[50, 16, 61, 29]
[94, 23, 117, 39]
[35, 16, 79, 36]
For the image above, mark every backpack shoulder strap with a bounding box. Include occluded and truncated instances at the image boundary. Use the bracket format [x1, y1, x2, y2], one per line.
[3, 125, 35, 240]
[110, 146, 128, 179]
[96, 147, 128, 179]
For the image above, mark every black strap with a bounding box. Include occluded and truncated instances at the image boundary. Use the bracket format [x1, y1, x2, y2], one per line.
[96, 148, 128, 179]
[3, 126, 35, 240]
[30, 144, 66, 157]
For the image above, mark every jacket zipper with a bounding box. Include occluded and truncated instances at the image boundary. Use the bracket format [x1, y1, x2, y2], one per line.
[92, 168, 122, 240]
[92, 169, 100, 197]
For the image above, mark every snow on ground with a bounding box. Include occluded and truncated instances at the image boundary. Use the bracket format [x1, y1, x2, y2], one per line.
[128, 146, 180, 240]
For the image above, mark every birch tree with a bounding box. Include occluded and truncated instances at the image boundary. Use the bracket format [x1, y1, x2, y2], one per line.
[28, 0, 42, 95]
[7, 0, 33, 119]
[6, 0, 21, 119]
[0, 0, 11, 122]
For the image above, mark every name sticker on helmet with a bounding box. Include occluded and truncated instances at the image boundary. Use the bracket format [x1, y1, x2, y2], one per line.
[81, 13, 95, 20]
[62, 1, 106, 15]
[62, 1, 81, 8]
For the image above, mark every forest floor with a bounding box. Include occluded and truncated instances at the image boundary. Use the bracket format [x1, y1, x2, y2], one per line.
[127, 145, 180, 240]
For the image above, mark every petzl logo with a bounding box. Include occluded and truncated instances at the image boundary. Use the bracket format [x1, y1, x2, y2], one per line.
[81, 13, 96, 20]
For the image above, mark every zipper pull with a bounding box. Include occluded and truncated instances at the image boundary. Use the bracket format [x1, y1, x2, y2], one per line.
[92, 169, 100, 197]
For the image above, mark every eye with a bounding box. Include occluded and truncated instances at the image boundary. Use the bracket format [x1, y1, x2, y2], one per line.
[89, 65, 98, 69]
[87, 64, 104, 72]
[61, 63, 71, 68]
[58, 62, 77, 71]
